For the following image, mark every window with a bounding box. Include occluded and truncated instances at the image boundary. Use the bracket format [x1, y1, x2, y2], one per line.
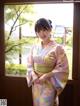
[4, 3, 73, 79]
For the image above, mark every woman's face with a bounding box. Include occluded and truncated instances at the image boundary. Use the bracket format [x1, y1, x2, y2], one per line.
[36, 29, 51, 42]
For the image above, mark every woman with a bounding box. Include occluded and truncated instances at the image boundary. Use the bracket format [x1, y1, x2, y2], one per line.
[26, 18, 69, 106]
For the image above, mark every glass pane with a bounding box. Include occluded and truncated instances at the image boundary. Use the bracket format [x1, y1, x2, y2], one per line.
[4, 3, 73, 79]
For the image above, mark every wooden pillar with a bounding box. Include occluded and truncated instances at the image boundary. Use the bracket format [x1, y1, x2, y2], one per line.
[0, 3, 5, 98]
[73, 3, 80, 106]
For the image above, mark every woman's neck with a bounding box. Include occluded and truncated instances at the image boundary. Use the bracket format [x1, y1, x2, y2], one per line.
[42, 39, 52, 48]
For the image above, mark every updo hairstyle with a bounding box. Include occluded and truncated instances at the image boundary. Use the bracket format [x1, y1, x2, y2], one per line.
[35, 18, 52, 33]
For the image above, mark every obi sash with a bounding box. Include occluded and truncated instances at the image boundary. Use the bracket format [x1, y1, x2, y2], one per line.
[34, 63, 54, 74]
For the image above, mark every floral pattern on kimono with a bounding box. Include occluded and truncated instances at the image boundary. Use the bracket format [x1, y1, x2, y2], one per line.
[26, 41, 69, 106]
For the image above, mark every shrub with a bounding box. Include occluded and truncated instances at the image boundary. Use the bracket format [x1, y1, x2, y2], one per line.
[5, 63, 27, 75]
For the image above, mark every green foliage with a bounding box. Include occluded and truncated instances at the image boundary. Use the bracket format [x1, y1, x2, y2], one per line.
[54, 35, 72, 47]
[66, 35, 73, 47]
[23, 37, 37, 45]
[5, 4, 35, 41]
[5, 38, 28, 53]
[4, 4, 35, 65]
[4, 5, 34, 23]
[5, 37, 36, 53]
[54, 37, 63, 44]
[5, 37, 36, 64]
[6, 64, 27, 75]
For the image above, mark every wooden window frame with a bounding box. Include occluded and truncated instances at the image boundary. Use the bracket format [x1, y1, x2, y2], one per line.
[0, 0, 80, 81]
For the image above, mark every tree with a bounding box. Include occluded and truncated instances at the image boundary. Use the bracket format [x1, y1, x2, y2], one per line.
[5, 5, 35, 64]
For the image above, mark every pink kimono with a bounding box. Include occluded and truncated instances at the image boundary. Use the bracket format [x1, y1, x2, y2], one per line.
[26, 41, 69, 106]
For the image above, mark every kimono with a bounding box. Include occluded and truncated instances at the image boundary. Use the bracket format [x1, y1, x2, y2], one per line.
[26, 40, 69, 106]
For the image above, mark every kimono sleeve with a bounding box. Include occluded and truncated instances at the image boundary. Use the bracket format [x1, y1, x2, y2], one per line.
[51, 45, 69, 95]
[26, 46, 38, 87]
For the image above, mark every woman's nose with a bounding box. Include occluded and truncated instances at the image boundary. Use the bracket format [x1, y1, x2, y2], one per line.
[39, 30, 44, 35]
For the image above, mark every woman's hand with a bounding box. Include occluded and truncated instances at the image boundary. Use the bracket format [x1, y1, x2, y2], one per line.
[31, 71, 38, 82]
[38, 72, 53, 83]
[38, 72, 50, 82]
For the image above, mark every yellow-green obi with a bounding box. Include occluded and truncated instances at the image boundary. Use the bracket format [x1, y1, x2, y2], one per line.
[34, 63, 53, 74]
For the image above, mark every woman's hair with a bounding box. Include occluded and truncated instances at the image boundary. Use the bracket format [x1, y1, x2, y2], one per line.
[35, 18, 52, 33]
